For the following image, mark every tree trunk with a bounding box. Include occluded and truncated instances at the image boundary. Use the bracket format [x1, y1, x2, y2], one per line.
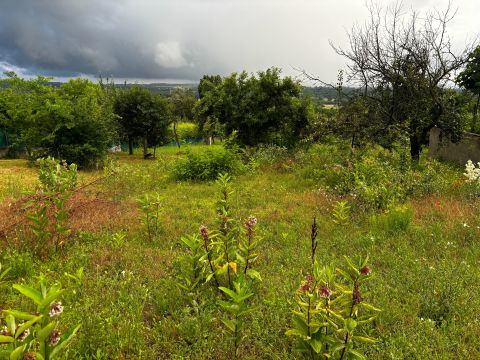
[173, 120, 180, 148]
[128, 138, 133, 155]
[410, 134, 421, 161]
[143, 137, 148, 158]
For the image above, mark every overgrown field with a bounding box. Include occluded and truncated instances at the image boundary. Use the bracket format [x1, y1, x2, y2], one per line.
[1, 143, 480, 359]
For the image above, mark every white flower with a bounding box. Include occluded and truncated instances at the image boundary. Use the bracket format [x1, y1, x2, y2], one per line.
[464, 160, 480, 183]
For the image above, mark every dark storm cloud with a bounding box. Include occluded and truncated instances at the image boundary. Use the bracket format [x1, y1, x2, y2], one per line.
[0, 0, 222, 80]
[0, 0, 477, 82]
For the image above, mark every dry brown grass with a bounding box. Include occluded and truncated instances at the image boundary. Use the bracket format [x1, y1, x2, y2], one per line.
[410, 195, 478, 227]
[0, 189, 137, 247]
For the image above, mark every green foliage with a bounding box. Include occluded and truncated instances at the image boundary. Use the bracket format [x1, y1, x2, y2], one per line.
[195, 68, 313, 147]
[168, 122, 198, 144]
[25, 157, 77, 256]
[457, 46, 480, 132]
[137, 192, 162, 242]
[332, 201, 351, 225]
[169, 88, 197, 147]
[0, 75, 116, 167]
[218, 276, 256, 358]
[286, 255, 380, 359]
[172, 147, 244, 181]
[175, 173, 261, 357]
[370, 205, 413, 234]
[37, 157, 78, 193]
[0, 275, 80, 360]
[0, 262, 11, 287]
[113, 85, 172, 155]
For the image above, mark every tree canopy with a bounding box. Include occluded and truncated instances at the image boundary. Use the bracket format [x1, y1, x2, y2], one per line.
[195, 68, 313, 147]
[113, 86, 172, 156]
[327, 3, 475, 159]
[0, 73, 116, 167]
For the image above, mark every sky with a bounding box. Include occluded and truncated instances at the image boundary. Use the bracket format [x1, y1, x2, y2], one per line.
[0, 0, 478, 85]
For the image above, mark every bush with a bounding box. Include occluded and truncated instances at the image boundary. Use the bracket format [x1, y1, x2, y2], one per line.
[370, 204, 413, 234]
[172, 147, 244, 181]
[168, 122, 198, 143]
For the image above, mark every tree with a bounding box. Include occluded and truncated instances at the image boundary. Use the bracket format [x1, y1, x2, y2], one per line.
[195, 68, 313, 147]
[320, 2, 475, 160]
[457, 46, 480, 132]
[169, 87, 196, 147]
[0, 73, 116, 167]
[113, 86, 171, 157]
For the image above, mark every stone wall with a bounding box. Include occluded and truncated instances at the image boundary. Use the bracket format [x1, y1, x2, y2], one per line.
[429, 127, 480, 164]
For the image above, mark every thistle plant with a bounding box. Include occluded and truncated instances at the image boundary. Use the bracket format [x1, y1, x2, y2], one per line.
[332, 201, 350, 226]
[286, 219, 381, 359]
[137, 192, 162, 242]
[0, 275, 80, 360]
[217, 275, 256, 359]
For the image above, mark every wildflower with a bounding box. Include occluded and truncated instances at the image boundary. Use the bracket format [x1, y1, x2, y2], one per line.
[0, 326, 10, 336]
[352, 282, 362, 305]
[49, 329, 61, 346]
[49, 302, 64, 317]
[199, 225, 209, 241]
[16, 327, 30, 342]
[360, 265, 371, 276]
[245, 216, 257, 229]
[319, 286, 332, 298]
[23, 353, 36, 360]
[299, 274, 314, 292]
[464, 160, 480, 182]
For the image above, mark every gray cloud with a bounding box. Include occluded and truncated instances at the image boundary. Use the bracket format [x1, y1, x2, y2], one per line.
[0, 0, 478, 83]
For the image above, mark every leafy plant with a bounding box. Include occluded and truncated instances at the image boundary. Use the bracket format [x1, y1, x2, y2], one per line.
[286, 219, 381, 359]
[218, 275, 256, 359]
[137, 192, 162, 242]
[332, 201, 351, 225]
[175, 173, 262, 358]
[176, 234, 206, 293]
[172, 147, 244, 181]
[25, 157, 77, 256]
[0, 275, 80, 360]
[0, 262, 11, 287]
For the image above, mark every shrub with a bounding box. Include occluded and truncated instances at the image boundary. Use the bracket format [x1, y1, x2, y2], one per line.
[370, 205, 413, 234]
[172, 147, 244, 181]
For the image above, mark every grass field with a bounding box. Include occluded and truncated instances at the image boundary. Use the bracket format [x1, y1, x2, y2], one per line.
[1, 143, 480, 359]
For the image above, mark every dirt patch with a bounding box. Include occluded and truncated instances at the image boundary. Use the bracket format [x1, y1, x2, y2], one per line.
[0, 190, 137, 244]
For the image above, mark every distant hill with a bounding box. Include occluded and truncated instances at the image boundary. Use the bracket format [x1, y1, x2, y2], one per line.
[2, 80, 357, 105]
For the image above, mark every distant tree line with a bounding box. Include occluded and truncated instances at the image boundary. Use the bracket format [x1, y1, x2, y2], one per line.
[0, 2, 478, 166]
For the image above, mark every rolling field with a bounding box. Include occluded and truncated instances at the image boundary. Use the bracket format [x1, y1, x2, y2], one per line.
[1, 144, 480, 359]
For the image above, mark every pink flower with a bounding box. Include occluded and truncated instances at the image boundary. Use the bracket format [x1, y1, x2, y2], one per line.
[246, 216, 257, 229]
[299, 274, 314, 292]
[49, 329, 61, 346]
[199, 225, 209, 241]
[48, 302, 64, 317]
[319, 286, 332, 298]
[360, 265, 371, 276]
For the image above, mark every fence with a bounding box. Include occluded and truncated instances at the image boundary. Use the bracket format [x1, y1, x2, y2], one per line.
[429, 127, 480, 165]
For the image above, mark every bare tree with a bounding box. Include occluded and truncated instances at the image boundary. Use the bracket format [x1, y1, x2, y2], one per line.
[310, 1, 476, 159]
